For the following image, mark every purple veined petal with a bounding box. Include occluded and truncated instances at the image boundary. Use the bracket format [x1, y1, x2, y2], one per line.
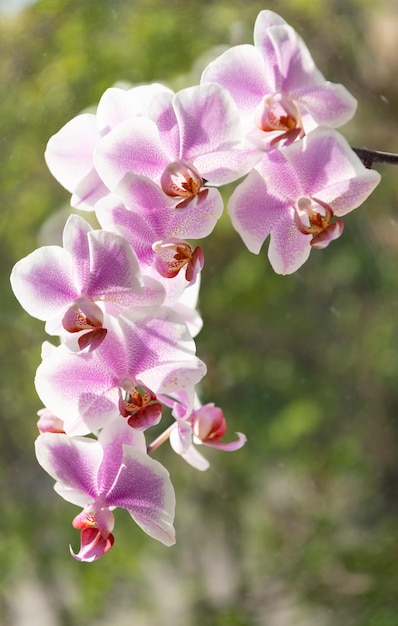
[62, 215, 92, 290]
[147, 89, 180, 158]
[127, 275, 166, 308]
[268, 210, 311, 275]
[85, 229, 144, 302]
[255, 148, 302, 199]
[255, 18, 322, 93]
[106, 445, 176, 546]
[45, 113, 99, 193]
[10, 245, 77, 321]
[173, 301, 203, 339]
[139, 359, 207, 396]
[296, 82, 357, 128]
[35, 433, 103, 505]
[118, 307, 202, 394]
[174, 83, 246, 161]
[314, 168, 381, 217]
[96, 418, 147, 495]
[228, 167, 289, 254]
[201, 45, 267, 119]
[71, 167, 111, 211]
[109, 173, 224, 243]
[96, 175, 179, 258]
[97, 84, 174, 135]
[193, 144, 262, 186]
[118, 305, 199, 378]
[34, 340, 122, 435]
[279, 128, 361, 197]
[94, 117, 169, 191]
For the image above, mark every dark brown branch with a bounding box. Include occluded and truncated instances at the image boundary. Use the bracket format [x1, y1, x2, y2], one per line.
[352, 147, 398, 169]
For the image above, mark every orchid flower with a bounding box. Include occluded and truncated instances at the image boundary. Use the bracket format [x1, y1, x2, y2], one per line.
[228, 128, 381, 274]
[95, 174, 218, 288]
[35, 306, 207, 435]
[94, 83, 260, 201]
[35, 419, 176, 561]
[201, 10, 357, 148]
[10, 214, 150, 351]
[151, 391, 246, 471]
[45, 83, 173, 210]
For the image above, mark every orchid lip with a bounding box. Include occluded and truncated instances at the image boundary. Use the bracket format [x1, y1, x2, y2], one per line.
[161, 160, 203, 199]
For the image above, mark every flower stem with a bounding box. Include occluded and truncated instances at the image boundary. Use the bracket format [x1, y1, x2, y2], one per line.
[147, 422, 177, 454]
[352, 147, 398, 169]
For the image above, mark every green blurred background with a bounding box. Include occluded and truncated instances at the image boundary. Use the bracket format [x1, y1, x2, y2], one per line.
[1, 0, 398, 624]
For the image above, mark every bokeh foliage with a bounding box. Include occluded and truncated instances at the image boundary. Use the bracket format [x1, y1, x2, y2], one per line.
[1, 0, 398, 624]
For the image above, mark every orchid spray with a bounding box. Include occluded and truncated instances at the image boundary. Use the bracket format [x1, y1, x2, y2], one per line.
[11, 10, 393, 562]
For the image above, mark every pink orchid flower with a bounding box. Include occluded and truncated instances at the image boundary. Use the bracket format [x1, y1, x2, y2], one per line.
[45, 83, 173, 210]
[95, 174, 218, 288]
[35, 419, 176, 561]
[10, 214, 149, 351]
[201, 10, 357, 148]
[94, 82, 260, 201]
[35, 306, 207, 435]
[157, 391, 246, 471]
[228, 128, 381, 275]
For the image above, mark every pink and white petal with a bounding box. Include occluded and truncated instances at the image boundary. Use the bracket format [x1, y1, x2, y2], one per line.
[148, 90, 180, 158]
[297, 82, 357, 128]
[94, 118, 168, 191]
[119, 305, 198, 376]
[71, 167, 111, 211]
[62, 215, 92, 290]
[179, 444, 210, 471]
[175, 83, 245, 161]
[169, 187, 224, 240]
[283, 129, 367, 197]
[97, 84, 174, 134]
[228, 168, 288, 254]
[169, 420, 192, 455]
[255, 18, 322, 93]
[85, 229, 144, 302]
[35, 433, 103, 503]
[97, 419, 147, 495]
[316, 168, 381, 217]
[173, 302, 203, 339]
[256, 148, 302, 199]
[10, 246, 76, 321]
[34, 343, 120, 434]
[193, 144, 262, 186]
[107, 445, 176, 546]
[139, 359, 207, 397]
[127, 275, 166, 308]
[268, 212, 311, 275]
[45, 114, 99, 193]
[201, 45, 266, 118]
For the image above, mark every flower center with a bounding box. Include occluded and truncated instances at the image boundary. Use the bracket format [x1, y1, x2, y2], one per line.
[294, 197, 344, 249]
[119, 384, 162, 430]
[62, 299, 107, 351]
[161, 160, 204, 201]
[254, 92, 304, 145]
[152, 238, 204, 284]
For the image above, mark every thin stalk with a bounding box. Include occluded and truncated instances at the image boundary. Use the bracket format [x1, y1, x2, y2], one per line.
[352, 147, 398, 169]
[147, 422, 177, 454]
